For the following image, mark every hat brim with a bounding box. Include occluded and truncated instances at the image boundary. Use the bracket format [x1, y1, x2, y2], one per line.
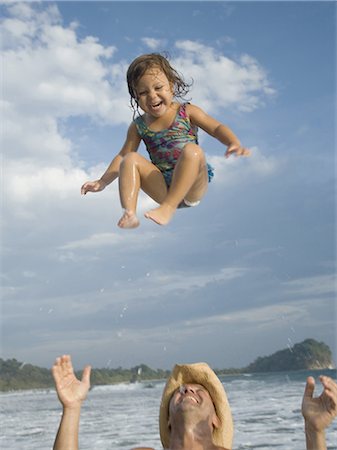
[159, 362, 233, 449]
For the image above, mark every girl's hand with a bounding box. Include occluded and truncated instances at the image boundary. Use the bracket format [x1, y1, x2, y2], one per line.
[225, 143, 251, 158]
[52, 355, 91, 409]
[81, 179, 107, 195]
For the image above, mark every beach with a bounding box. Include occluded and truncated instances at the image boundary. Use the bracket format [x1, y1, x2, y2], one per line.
[1, 369, 336, 450]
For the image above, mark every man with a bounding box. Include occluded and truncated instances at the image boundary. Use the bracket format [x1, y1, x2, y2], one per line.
[52, 355, 337, 450]
[157, 362, 233, 450]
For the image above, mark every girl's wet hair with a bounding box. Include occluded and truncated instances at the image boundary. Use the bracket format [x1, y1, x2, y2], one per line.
[126, 53, 192, 115]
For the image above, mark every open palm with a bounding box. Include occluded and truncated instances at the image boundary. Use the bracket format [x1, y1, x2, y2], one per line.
[52, 355, 91, 408]
[302, 376, 337, 431]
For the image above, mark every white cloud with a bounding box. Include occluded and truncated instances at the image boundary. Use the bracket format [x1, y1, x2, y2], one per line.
[4, 163, 87, 204]
[2, 7, 128, 123]
[143, 266, 248, 294]
[2, 2, 276, 217]
[141, 37, 167, 50]
[3, 105, 73, 165]
[60, 232, 125, 250]
[186, 302, 310, 329]
[283, 274, 335, 297]
[167, 298, 334, 339]
[1, 2, 131, 224]
[207, 146, 279, 187]
[173, 40, 276, 113]
[23, 271, 36, 278]
[90, 266, 250, 306]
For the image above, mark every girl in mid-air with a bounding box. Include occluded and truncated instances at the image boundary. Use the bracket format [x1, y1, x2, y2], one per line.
[81, 53, 250, 228]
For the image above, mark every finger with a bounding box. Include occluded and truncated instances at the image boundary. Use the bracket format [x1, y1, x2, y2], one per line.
[225, 149, 235, 158]
[59, 355, 73, 377]
[320, 375, 337, 387]
[54, 356, 62, 367]
[237, 147, 250, 157]
[52, 364, 61, 382]
[81, 183, 92, 194]
[303, 376, 315, 399]
[51, 356, 63, 378]
[82, 365, 92, 385]
[320, 376, 337, 406]
[320, 376, 337, 394]
[63, 355, 73, 373]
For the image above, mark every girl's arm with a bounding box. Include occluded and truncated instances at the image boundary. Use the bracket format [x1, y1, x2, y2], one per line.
[187, 103, 250, 158]
[81, 122, 141, 195]
[100, 122, 141, 185]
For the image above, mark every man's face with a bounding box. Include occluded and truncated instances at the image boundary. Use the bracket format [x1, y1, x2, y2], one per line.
[168, 383, 220, 427]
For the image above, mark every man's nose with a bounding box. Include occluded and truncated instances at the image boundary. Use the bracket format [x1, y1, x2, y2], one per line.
[181, 384, 195, 394]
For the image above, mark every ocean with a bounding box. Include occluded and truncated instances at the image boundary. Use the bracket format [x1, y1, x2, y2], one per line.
[1, 369, 336, 450]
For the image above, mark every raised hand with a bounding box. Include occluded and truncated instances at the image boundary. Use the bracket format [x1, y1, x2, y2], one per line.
[52, 355, 91, 409]
[81, 179, 107, 195]
[225, 143, 251, 158]
[302, 375, 337, 432]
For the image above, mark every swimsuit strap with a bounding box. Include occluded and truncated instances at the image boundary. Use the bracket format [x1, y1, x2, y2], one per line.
[134, 103, 192, 138]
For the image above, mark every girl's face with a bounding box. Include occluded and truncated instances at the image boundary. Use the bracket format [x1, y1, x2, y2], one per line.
[135, 68, 174, 118]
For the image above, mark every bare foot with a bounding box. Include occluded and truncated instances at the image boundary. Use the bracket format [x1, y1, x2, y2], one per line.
[144, 203, 176, 226]
[118, 210, 140, 229]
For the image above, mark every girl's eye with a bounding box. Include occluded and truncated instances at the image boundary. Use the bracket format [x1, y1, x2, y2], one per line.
[155, 85, 163, 90]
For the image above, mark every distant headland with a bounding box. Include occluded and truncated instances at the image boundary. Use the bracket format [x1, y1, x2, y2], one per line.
[239, 338, 335, 373]
[0, 338, 335, 392]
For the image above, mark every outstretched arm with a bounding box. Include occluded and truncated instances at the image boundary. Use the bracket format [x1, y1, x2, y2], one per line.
[81, 122, 141, 195]
[302, 375, 337, 450]
[52, 355, 91, 450]
[187, 103, 250, 158]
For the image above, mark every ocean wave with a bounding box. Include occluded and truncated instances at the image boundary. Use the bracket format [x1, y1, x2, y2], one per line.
[91, 380, 164, 393]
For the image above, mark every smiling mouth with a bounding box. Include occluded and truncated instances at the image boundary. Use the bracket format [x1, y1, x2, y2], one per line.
[151, 101, 162, 109]
[182, 395, 198, 404]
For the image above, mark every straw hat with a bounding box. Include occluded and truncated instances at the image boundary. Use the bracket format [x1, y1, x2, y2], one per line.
[159, 362, 234, 449]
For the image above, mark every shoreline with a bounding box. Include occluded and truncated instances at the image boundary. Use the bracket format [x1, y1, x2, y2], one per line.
[1, 367, 336, 394]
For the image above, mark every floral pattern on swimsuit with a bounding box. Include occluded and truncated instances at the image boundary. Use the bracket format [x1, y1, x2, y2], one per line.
[134, 103, 214, 186]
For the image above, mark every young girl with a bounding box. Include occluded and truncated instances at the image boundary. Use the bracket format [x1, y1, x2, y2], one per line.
[81, 53, 250, 228]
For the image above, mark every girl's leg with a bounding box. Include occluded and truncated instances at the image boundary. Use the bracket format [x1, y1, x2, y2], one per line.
[145, 144, 208, 225]
[118, 152, 167, 228]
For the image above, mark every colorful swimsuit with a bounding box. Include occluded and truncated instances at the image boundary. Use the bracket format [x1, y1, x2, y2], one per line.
[134, 103, 214, 187]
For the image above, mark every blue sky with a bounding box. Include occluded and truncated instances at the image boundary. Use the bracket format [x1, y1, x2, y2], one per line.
[1, 1, 336, 371]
